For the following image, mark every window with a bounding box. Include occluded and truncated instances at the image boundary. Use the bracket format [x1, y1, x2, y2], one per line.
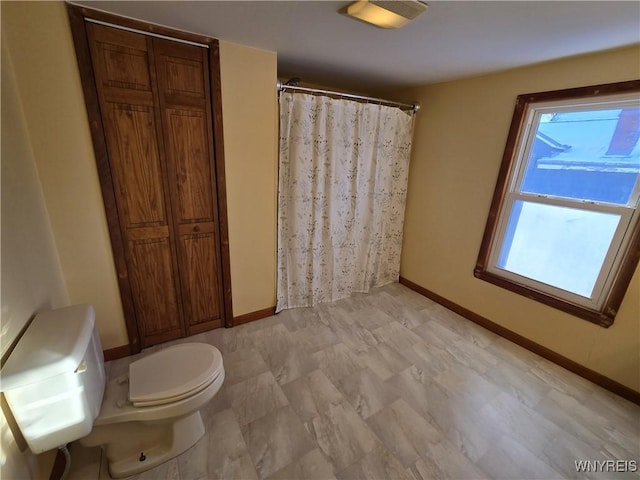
[475, 81, 640, 327]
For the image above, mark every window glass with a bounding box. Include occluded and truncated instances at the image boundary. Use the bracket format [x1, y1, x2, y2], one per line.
[520, 107, 640, 205]
[497, 201, 621, 298]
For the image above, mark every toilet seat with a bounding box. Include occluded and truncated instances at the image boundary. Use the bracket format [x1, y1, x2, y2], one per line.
[129, 343, 223, 407]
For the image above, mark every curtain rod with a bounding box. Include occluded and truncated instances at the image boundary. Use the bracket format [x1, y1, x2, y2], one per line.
[277, 80, 420, 113]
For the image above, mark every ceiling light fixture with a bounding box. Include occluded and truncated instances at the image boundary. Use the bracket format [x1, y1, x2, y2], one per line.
[342, 0, 428, 29]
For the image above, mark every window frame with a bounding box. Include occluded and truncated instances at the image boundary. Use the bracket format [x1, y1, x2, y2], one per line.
[475, 80, 640, 328]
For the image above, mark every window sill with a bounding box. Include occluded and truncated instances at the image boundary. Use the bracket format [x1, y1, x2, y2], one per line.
[473, 268, 614, 328]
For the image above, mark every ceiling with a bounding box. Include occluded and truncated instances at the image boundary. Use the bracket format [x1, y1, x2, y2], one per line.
[75, 1, 640, 89]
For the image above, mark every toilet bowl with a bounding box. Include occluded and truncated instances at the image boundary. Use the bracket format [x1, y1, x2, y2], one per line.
[81, 342, 225, 478]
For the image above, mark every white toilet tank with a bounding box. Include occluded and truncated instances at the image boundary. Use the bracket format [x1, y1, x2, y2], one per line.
[1, 305, 106, 453]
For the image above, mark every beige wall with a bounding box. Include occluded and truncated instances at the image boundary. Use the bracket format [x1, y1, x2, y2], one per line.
[2, 2, 279, 350]
[397, 45, 640, 391]
[2, 1, 128, 349]
[0, 33, 66, 480]
[219, 41, 278, 316]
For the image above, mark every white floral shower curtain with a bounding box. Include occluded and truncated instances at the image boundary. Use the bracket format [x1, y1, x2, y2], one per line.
[276, 92, 414, 312]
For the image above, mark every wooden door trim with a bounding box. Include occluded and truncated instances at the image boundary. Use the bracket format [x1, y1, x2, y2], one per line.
[205, 40, 234, 327]
[67, 4, 234, 352]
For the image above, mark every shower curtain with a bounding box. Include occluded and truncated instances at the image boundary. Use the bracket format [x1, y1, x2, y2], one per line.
[276, 92, 414, 312]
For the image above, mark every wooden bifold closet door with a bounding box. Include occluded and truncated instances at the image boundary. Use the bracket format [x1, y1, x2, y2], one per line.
[85, 22, 225, 348]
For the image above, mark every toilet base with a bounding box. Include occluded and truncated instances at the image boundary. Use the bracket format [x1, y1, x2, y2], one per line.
[83, 411, 205, 478]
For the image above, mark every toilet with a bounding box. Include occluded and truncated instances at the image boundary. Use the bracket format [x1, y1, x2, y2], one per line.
[81, 341, 225, 477]
[1, 305, 225, 478]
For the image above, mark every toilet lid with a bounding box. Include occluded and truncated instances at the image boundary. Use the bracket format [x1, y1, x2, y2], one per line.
[129, 343, 223, 407]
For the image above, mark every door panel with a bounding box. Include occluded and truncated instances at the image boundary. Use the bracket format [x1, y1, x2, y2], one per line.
[129, 238, 182, 338]
[180, 234, 222, 329]
[153, 38, 224, 332]
[101, 44, 151, 91]
[90, 27, 149, 91]
[163, 57, 205, 98]
[165, 109, 213, 222]
[104, 103, 167, 227]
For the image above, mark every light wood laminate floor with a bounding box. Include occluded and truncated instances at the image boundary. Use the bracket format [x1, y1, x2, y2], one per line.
[68, 283, 640, 479]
